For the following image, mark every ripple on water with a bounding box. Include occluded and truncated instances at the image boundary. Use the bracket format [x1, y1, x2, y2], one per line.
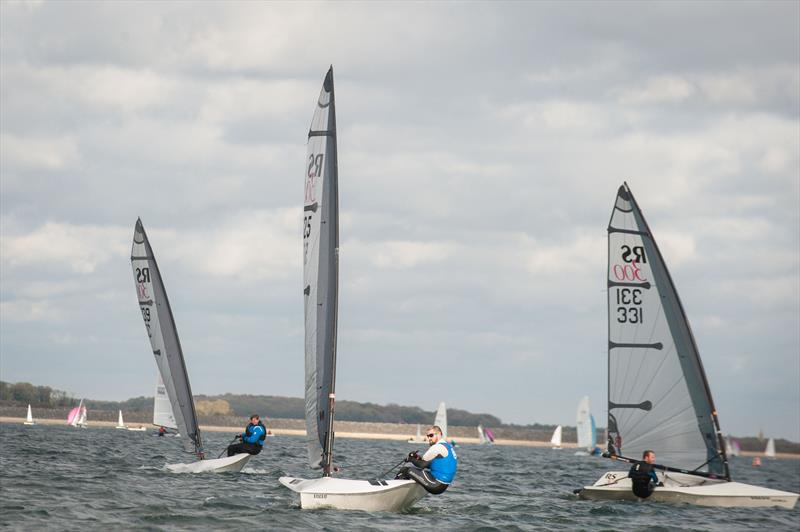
[1, 425, 799, 530]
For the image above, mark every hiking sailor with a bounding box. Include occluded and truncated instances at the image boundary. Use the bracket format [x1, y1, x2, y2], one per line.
[629, 449, 662, 498]
[226, 414, 267, 456]
[395, 425, 457, 494]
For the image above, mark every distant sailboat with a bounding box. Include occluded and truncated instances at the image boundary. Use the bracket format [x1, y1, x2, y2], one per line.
[477, 425, 495, 444]
[23, 404, 35, 425]
[577, 183, 798, 509]
[131, 218, 250, 473]
[550, 425, 562, 449]
[153, 374, 177, 430]
[575, 396, 595, 455]
[279, 67, 426, 512]
[67, 399, 88, 428]
[765, 438, 776, 458]
[725, 437, 741, 457]
[434, 402, 448, 440]
[116, 410, 127, 429]
[408, 424, 425, 444]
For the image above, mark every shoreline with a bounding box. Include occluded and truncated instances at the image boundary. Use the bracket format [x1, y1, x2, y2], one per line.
[3, 417, 799, 459]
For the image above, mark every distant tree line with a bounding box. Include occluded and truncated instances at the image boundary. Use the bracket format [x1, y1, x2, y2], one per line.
[0, 381, 75, 407]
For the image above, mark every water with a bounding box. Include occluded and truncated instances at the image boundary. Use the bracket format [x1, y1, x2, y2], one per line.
[1, 424, 798, 530]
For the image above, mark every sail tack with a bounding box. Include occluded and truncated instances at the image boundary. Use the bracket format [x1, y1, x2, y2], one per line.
[303, 67, 340, 472]
[131, 219, 202, 455]
[606, 183, 727, 477]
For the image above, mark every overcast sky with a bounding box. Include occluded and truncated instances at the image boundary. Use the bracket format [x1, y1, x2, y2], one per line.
[1, 1, 798, 441]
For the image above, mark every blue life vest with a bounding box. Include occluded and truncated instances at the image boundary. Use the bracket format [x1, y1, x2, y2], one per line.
[429, 441, 457, 483]
[243, 422, 266, 446]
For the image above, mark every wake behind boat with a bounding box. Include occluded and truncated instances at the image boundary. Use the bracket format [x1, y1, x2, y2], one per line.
[278, 67, 425, 512]
[577, 183, 798, 509]
[131, 219, 251, 474]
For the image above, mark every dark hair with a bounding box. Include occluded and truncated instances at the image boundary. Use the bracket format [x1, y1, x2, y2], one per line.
[643, 449, 654, 459]
[250, 414, 259, 420]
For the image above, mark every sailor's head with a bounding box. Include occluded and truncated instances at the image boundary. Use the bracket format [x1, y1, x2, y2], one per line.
[250, 414, 260, 423]
[426, 426, 443, 444]
[643, 450, 655, 463]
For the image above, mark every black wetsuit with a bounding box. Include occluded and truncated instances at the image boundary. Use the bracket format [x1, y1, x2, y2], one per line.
[396, 462, 448, 494]
[628, 461, 659, 498]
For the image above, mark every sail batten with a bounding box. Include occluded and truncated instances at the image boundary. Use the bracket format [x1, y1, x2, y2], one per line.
[131, 219, 202, 455]
[606, 183, 728, 479]
[304, 67, 339, 474]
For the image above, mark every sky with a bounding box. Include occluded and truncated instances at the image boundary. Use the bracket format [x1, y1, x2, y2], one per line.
[1, 1, 798, 441]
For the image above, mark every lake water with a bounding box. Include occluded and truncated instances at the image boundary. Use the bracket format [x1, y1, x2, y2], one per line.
[1, 423, 798, 530]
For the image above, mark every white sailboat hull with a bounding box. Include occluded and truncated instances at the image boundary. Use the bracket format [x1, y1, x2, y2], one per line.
[279, 476, 427, 512]
[579, 471, 798, 509]
[166, 453, 251, 474]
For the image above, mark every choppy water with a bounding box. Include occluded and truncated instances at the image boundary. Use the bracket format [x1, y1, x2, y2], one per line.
[1, 423, 798, 530]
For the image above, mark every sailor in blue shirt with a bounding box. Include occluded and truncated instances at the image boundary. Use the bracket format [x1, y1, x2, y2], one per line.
[396, 425, 457, 494]
[226, 414, 267, 457]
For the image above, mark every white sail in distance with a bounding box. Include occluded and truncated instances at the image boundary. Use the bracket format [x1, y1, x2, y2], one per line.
[131, 219, 202, 455]
[606, 183, 728, 478]
[434, 402, 448, 440]
[765, 438, 776, 458]
[153, 374, 177, 429]
[551, 425, 563, 447]
[576, 396, 593, 450]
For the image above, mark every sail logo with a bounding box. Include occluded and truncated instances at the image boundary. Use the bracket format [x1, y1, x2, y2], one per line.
[135, 267, 151, 283]
[305, 153, 324, 203]
[620, 245, 646, 264]
[612, 259, 647, 282]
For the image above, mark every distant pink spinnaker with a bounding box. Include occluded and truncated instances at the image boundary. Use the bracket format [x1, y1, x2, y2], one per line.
[67, 406, 81, 425]
[485, 428, 495, 442]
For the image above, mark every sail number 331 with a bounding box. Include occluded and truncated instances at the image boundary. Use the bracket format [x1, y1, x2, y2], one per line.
[616, 288, 643, 324]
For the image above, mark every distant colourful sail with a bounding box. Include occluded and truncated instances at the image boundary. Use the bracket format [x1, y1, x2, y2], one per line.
[67, 406, 81, 425]
[484, 428, 495, 442]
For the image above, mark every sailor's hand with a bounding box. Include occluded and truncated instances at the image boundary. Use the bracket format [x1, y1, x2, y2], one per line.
[406, 451, 420, 462]
[235, 434, 243, 440]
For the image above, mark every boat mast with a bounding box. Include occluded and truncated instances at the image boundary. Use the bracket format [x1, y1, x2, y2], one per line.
[624, 183, 730, 481]
[322, 66, 339, 477]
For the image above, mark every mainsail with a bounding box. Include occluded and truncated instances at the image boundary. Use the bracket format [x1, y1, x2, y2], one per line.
[67, 401, 82, 426]
[606, 183, 728, 478]
[576, 396, 593, 450]
[551, 425, 562, 447]
[303, 67, 340, 474]
[765, 438, 776, 458]
[153, 374, 177, 429]
[434, 402, 448, 440]
[131, 219, 202, 455]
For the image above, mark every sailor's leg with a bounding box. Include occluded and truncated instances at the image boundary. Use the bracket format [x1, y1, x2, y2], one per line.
[403, 466, 449, 495]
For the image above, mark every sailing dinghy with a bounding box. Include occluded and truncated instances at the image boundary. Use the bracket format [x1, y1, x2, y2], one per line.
[131, 219, 250, 473]
[575, 397, 596, 455]
[764, 438, 776, 458]
[550, 425, 563, 449]
[115, 410, 127, 429]
[577, 183, 797, 509]
[67, 399, 88, 428]
[23, 404, 35, 425]
[279, 67, 426, 511]
[408, 424, 425, 443]
[477, 425, 495, 444]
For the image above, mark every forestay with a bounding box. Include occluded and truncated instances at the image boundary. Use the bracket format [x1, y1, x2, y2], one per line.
[153, 374, 177, 429]
[131, 219, 202, 455]
[606, 183, 728, 478]
[303, 67, 340, 473]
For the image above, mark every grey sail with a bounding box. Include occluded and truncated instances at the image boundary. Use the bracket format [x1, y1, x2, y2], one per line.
[303, 67, 339, 473]
[606, 183, 728, 478]
[131, 219, 202, 455]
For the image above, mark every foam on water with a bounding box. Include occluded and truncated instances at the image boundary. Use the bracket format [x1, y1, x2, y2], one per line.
[1, 424, 798, 530]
